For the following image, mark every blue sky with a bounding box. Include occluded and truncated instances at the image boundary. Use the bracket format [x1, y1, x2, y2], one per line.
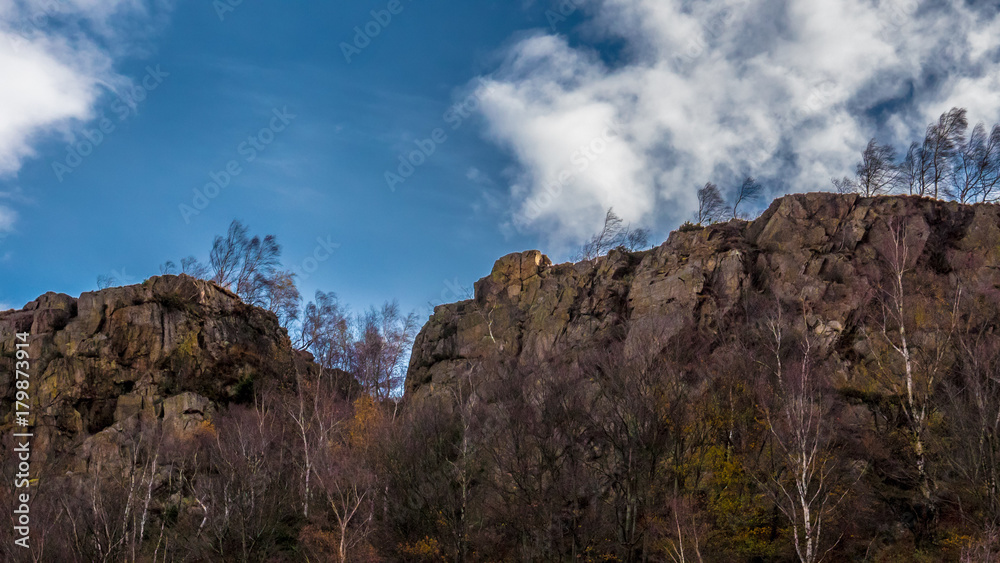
[2, 0, 999, 319]
[0, 1, 555, 316]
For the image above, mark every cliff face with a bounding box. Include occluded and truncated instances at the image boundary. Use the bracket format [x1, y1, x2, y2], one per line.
[0, 274, 314, 471]
[405, 192, 1000, 400]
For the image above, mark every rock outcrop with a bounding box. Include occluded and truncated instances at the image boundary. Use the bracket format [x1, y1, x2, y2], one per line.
[405, 192, 1000, 401]
[0, 274, 314, 472]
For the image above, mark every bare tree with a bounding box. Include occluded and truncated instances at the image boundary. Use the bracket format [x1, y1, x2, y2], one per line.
[832, 176, 857, 194]
[210, 220, 282, 301]
[946, 307, 1000, 543]
[159, 256, 210, 278]
[181, 256, 209, 278]
[297, 291, 353, 369]
[696, 182, 729, 225]
[923, 107, 968, 199]
[201, 402, 295, 561]
[208, 220, 300, 326]
[832, 139, 899, 197]
[209, 220, 247, 288]
[949, 122, 1000, 203]
[261, 270, 300, 328]
[858, 139, 900, 196]
[731, 176, 763, 219]
[865, 219, 956, 508]
[577, 208, 650, 260]
[899, 142, 932, 196]
[760, 324, 852, 563]
[311, 398, 382, 562]
[350, 301, 418, 403]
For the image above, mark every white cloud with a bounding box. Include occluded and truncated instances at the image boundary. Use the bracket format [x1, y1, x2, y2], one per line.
[0, 203, 16, 232]
[477, 0, 1000, 246]
[0, 0, 164, 177]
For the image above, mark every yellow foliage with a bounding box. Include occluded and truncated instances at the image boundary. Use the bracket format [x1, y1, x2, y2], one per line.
[397, 536, 445, 562]
[347, 395, 384, 450]
[193, 419, 216, 439]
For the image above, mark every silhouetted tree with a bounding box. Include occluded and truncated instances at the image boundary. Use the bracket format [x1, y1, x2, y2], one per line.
[696, 182, 729, 224]
[732, 176, 763, 219]
[350, 301, 418, 403]
[948, 122, 1000, 203]
[923, 107, 968, 199]
[900, 142, 932, 196]
[578, 208, 650, 260]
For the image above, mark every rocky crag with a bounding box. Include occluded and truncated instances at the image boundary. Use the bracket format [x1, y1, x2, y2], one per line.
[406, 192, 1000, 400]
[0, 274, 315, 472]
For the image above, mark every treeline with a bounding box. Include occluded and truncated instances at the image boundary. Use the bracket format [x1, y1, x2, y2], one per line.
[832, 107, 1000, 202]
[694, 107, 1000, 226]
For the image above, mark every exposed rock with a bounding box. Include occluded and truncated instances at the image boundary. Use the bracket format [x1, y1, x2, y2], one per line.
[405, 192, 1000, 401]
[0, 274, 315, 472]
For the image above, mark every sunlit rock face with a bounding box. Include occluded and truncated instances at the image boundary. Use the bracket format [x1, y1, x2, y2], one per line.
[0, 274, 317, 472]
[406, 192, 1000, 401]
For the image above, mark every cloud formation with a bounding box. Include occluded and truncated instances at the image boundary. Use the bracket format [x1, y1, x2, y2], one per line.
[0, 203, 15, 233]
[476, 0, 1000, 245]
[0, 0, 162, 177]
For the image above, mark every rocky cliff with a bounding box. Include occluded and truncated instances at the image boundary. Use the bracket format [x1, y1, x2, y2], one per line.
[405, 192, 1000, 400]
[0, 274, 314, 472]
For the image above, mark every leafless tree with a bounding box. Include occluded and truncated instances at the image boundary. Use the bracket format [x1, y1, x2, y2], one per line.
[207, 220, 302, 327]
[731, 176, 763, 219]
[577, 207, 650, 260]
[297, 291, 352, 363]
[949, 122, 1000, 203]
[858, 139, 900, 196]
[865, 219, 956, 506]
[759, 322, 852, 563]
[350, 301, 418, 403]
[310, 398, 382, 563]
[899, 142, 932, 196]
[209, 220, 282, 303]
[260, 270, 300, 327]
[946, 306, 1000, 543]
[831, 176, 857, 194]
[832, 139, 899, 197]
[923, 107, 968, 199]
[287, 368, 351, 520]
[586, 318, 706, 561]
[57, 428, 164, 562]
[696, 182, 729, 224]
[181, 256, 209, 278]
[201, 402, 295, 561]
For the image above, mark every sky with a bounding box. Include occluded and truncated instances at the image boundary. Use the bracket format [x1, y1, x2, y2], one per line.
[1, 0, 999, 320]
